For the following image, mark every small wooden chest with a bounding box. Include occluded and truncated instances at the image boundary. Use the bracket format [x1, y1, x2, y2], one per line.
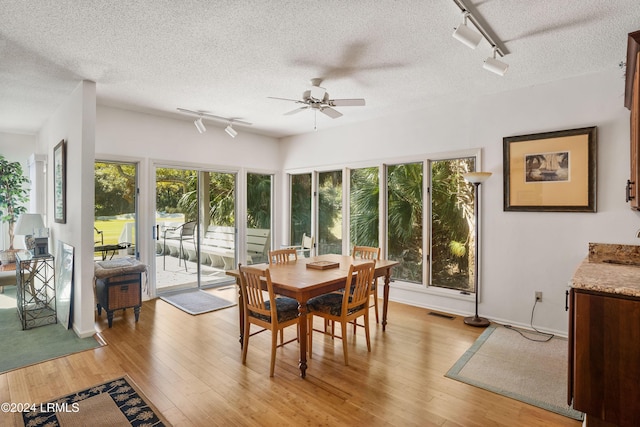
[95, 272, 142, 328]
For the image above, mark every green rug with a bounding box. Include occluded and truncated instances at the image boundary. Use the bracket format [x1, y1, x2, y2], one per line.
[0, 287, 102, 374]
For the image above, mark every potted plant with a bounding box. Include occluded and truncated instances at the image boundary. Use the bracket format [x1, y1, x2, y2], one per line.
[0, 155, 29, 264]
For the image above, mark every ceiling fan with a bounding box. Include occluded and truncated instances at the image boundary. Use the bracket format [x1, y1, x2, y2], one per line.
[268, 78, 365, 119]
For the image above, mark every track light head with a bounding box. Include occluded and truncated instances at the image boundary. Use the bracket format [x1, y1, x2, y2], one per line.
[194, 117, 206, 133]
[225, 124, 237, 138]
[452, 12, 482, 49]
[483, 47, 509, 76]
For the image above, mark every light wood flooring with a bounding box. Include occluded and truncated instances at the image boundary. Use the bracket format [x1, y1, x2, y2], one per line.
[0, 287, 581, 426]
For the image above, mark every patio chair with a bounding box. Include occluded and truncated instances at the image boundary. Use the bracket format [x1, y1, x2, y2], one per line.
[163, 220, 196, 271]
[286, 233, 314, 258]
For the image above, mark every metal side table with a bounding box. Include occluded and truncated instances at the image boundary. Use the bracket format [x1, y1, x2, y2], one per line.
[16, 252, 56, 330]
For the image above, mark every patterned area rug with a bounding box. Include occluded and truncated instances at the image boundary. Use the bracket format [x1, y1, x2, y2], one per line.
[446, 325, 583, 421]
[160, 289, 236, 315]
[17, 376, 171, 426]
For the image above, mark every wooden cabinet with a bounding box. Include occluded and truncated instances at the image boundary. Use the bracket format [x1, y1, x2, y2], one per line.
[568, 288, 640, 426]
[95, 272, 142, 328]
[625, 30, 640, 209]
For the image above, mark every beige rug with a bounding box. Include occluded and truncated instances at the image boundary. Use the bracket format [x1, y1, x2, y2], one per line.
[17, 376, 171, 426]
[446, 325, 583, 421]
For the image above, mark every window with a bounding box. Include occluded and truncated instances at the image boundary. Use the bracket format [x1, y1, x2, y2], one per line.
[247, 173, 273, 264]
[386, 162, 423, 283]
[290, 173, 312, 247]
[286, 150, 479, 295]
[349, 167, 379, 251]
[429, 156, 476, 292]
[317, 171, 342, 255]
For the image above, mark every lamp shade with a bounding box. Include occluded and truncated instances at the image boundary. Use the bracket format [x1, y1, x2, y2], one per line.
[14, 213, 44, 235]
[463, 172, 492, 184]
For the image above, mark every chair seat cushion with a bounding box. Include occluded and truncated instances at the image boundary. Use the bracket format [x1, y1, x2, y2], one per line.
[250, 297, 299, 323]
[307, 293, 365, 317]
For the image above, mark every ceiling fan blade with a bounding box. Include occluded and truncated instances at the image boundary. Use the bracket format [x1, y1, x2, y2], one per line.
[320, 107, 343, 119]
[285, 106, 308, 115]
[329, 98, 366, 107]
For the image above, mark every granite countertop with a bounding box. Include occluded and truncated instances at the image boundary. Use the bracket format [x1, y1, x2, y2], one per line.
[571, 243, 640, 298]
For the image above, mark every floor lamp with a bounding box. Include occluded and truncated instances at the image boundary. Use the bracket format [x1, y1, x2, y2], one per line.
[462, 171, 491, 327]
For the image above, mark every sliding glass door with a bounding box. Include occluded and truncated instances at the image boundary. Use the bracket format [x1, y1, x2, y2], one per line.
[155, 166, 236, 292]
[94, 161, 138, 261]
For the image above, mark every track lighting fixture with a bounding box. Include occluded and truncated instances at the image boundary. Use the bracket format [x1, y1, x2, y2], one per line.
[451, 0, 509, 76]
[177, 108, 252, 136]
[483, 47, 509, 76]
[452, 12, 482, 49]
[194, 117, 206, 133]
[225, 124, 237, 138]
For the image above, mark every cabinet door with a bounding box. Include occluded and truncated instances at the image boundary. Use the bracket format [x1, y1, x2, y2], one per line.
[630, 52, 640, 209]
[573, 291, 640, 425]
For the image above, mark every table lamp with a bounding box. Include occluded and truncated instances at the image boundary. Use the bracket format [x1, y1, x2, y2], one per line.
[15, 213, 49, 256]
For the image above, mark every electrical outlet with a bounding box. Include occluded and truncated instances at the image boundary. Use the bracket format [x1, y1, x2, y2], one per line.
[535, 291, 543, 302]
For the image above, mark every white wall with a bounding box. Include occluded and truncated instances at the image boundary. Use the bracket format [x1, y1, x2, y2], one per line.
[38, 80, 96, 338]
[280, 68, 640, 335]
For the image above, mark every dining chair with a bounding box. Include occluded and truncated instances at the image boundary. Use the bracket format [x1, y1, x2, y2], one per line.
[269, 248, 298, 264]
[307, 260, 376, 366]
[238, 264, 300, 377]
[352, 245, 381, 325]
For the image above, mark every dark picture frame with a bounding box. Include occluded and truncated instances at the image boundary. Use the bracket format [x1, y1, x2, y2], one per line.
[53, 139, 66, 223]
[503, 127, 597, 212]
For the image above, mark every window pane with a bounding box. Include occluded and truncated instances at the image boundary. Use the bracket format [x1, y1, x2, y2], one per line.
[429, 157, 475, 291]
[387, 163, 423, 283]
[350, 167, 379, 251]
[94, 161, 137, 259]
[247, 173, 272, 264]
[318, 171, 342, 255]
[290, 173, 311, 247]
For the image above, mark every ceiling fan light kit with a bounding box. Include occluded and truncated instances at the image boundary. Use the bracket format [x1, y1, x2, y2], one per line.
[452, 0, 509, 76]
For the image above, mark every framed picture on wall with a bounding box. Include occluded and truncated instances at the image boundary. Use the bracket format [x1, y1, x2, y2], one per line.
[503, 127, 597, 212]
[53, 139, 66, 223]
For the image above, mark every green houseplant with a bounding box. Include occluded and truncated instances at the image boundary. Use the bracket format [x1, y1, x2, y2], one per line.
[0, 155, 29, 263]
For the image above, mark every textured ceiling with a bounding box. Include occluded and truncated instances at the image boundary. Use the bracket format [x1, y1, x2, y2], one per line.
[1, 1, 639, 138]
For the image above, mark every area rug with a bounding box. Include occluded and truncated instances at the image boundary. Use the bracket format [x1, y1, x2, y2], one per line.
[17, 375, 171, 426]
[160, 289, 236, 315]
[446, 325, 583, 421]
[0, 288, 103, 374]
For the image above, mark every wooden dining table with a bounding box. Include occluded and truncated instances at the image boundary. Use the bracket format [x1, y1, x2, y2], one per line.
[226, 253, 399, 378]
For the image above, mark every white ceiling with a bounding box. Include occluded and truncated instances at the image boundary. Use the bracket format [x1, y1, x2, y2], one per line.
[1, 1, 639, 138]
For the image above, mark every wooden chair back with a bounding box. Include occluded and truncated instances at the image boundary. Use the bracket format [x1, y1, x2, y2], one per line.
[343, 260, 376, 314]
[238, 265, 275, 324]
[269, 248, 298, 265]
[353, 245, 380, 260]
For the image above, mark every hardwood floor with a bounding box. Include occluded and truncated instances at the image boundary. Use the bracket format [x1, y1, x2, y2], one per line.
[0, 287, 581, 426]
